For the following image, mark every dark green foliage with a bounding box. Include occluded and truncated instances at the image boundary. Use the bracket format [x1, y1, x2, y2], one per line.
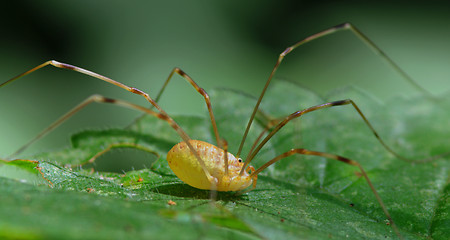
[0, 81, 448, 239]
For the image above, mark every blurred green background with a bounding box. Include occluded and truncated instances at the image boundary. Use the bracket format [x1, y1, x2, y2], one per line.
[0, 0, 449, 157]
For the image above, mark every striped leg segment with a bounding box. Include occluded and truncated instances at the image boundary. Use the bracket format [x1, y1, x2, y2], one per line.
[1, 61, 214, 182]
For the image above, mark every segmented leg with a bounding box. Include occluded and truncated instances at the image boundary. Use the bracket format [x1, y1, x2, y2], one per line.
[157, 68, 222, 146]
[153, 67, 230, 176]
[132, 67, 223, 147]
[237, 22, 433, 158]
[1, 61, 214, 183]
[246, 119, 282, 159]
[8, 94, 164, 158]
[250, 148, 403, 239]
[241, 98, 440, 174]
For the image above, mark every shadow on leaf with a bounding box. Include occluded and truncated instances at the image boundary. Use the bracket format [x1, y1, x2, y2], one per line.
[148, 183, 246, 201]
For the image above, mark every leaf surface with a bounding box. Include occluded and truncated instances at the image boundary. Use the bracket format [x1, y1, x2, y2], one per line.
[1, 81, 448, 239]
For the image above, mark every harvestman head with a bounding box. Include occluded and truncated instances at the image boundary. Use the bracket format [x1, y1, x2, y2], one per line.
[2, 23, 444, 239]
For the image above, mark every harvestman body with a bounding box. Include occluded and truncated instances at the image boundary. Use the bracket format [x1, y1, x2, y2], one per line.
[2, 23, 440, 239]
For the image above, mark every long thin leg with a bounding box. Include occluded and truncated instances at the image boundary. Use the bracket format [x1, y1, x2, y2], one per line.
[1, 61, 213, 182]
[8, 94, 163, 158]
[236, 22, 434, 158]
[138, 67, 229, 175]
[128, 67, 222, 148]
[157, 68, 222, 146]
[250, 148, 403, 240]
[247, 117, 283, 159]
[240, 98, 445, 174]
[151, 68, 231, 176]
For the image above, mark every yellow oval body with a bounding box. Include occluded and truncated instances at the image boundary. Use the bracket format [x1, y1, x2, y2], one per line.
[167, 140, 253, 191]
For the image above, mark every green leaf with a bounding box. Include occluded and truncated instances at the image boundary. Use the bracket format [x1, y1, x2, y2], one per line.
[1, 81, 448, 239]
[0, 159, 48, 185]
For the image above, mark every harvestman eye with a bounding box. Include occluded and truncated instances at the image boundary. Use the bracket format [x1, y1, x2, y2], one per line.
[2, 23, 446, 240]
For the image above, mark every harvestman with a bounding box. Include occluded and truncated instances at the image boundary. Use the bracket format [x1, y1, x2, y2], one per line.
[1, 23, 439, 239]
